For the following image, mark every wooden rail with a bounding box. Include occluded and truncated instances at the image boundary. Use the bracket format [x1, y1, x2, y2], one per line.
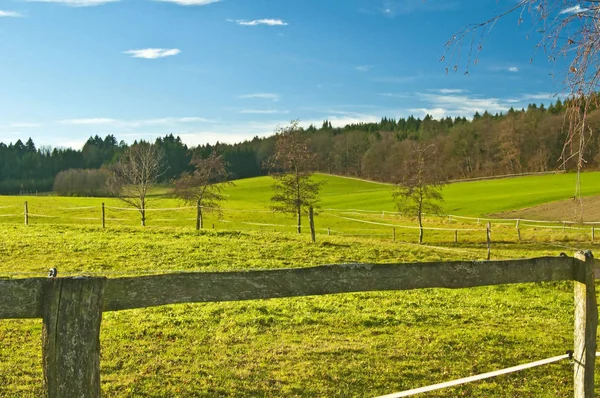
[0, 252, 597, 397]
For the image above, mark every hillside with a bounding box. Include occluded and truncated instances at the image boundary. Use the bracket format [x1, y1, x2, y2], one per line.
[224, 172, 600, 217]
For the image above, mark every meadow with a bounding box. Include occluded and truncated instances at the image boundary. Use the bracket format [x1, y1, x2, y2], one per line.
[1, 172, 600, 397]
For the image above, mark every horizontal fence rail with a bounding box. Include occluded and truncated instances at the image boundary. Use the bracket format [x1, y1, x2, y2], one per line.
[0, 256, 578, 318]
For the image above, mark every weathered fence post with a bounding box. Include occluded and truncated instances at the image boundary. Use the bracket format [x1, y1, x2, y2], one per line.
[393, 228, 396, 242]
[309, 207, 316, 243]
[327, 228, 331, 236]
[24, 201, 28, 226]
[101, 203, 105, 229]
[591, 227, 595, 243]
[42, 277, 106, 398]
[517, 228, 521, 242]
[486, 223, 491, 261]
[196, 201, 202, 230]
[573, 250, 597, 398]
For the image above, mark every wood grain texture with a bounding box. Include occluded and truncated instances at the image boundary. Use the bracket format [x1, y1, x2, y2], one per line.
[573, 251, 597, 398]
[0, 278, 45, 318]
[103, 256, 575, 312]
[42, 277, 106, 398]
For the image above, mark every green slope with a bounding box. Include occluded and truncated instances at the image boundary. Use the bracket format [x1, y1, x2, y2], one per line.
[226, 172, 600, 216]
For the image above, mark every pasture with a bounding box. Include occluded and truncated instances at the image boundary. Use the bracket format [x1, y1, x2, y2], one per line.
[1, 172, 599, 397]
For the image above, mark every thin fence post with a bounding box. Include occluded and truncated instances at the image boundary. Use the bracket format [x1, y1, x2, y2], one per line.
[24, 201, 28, 226]
[517, 228, 521, 242]
[42, 277, 106, 398]
[516, 219, 520, 229]
[573, 250, 597, 398]
[454, 230, 458, 244]
[477, 218, 480, 225]
[592, 227, 595, 243]
[309, 207, 316, 243]
[486, 222, 491, 261]
[327, 228, 331, 236]
[101, 203, 105, 229]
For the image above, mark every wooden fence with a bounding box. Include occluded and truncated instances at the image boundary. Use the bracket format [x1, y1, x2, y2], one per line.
[1, 252, 598, 397]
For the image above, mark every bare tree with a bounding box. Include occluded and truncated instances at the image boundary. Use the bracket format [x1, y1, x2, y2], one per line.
[108, 143, 165, 226]
[446, 1, 600, 217]
[266, 120, 324, 233]
[173, 153, 232, 230]
[393, 142, 446, 244]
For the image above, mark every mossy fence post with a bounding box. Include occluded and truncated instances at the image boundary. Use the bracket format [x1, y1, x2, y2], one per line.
[486, 222, 491, 261]
[309, 207, 316, 243]
[573, 250, 597, 398]
[24, 201, 28, 226]
[42, 277, 106, 398]
[101, 203, 105, 229]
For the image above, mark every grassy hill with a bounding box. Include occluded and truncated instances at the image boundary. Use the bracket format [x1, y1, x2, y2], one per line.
[226, 172, 600, 216]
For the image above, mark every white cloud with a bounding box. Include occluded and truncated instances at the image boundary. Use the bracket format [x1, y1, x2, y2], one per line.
[416, 92, 510, 116]
[407, 108, 449, 120]
[59, 117, 209, 127]
[239, 109, 289, 114]
[435, 89, 465, 94]
[235, 19, 288, 26]
[25, 0, 118, 6]
[60, 118, 117, 125]
[123, 48, 181, 59]
[0, 10, 22, 17]
[238, 93, 280, 101]
[355, 65, 373, 72]
[560, 5, 588, 14]
[508, 66, 519, 72]
[155, 0, 220, 5]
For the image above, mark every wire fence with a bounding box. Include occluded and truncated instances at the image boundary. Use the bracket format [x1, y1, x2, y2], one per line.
[1, 200, 598, 249]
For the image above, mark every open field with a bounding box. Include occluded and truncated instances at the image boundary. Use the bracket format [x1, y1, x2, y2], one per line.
[1, 172, 600, 396]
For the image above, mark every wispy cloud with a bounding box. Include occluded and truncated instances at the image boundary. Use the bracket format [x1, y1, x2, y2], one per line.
[123, 48, 181, 59]
[239, 109, 289, 114]
[238, 93, 280, 101]
[355, 65, 373, 72]
[560, 5, 588, 14]
[413, 92, 510, 117]
[508, 66, 519, 72]
[25, 0, 118, 6]
[155, 0, 220, 5]
[59, 117, 209, 127]
[10, 123, 41, 128]
[0, 10, 22, 17]
[434, 89, 465, 94]
[232, 19, 288, 26]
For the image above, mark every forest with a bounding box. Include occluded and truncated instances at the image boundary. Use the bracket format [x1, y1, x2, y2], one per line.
[0, 99, 598, 195]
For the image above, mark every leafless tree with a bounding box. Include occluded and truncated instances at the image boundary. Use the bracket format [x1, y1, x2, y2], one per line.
[393, 142, 446, 244]
[173, 153, 232, 230]
[266, 120, 324, 234]
[446, 1, 600, 217]
[108, 143, 165, 226]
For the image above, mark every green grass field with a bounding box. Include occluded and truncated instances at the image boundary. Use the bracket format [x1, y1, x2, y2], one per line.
[1, 172, 599, 397]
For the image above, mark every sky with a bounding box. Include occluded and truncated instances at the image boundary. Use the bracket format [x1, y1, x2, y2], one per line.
[0, 0, 572, 149]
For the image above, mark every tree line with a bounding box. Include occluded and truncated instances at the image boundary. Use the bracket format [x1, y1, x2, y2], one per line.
[0, 98, 596, 195]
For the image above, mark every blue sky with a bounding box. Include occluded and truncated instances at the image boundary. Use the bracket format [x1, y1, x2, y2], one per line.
[0, 0, 567, 149]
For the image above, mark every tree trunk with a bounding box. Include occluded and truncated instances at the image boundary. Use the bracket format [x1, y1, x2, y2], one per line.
[297, 207, 302, 234]
[141, 207, 146, 227]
